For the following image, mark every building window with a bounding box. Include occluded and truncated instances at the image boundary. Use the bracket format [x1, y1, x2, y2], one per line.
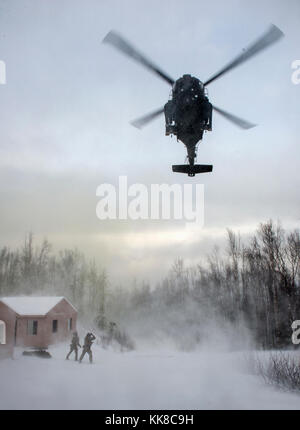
[0, 320, 6, 344]
[52, 320, 58, 333]
[68, 318, 72, 331]
[27, 320, 38, 335]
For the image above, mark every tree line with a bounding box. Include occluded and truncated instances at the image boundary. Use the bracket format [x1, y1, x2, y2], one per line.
[0, 220, 299, 349]
[0, 232, 107, 319]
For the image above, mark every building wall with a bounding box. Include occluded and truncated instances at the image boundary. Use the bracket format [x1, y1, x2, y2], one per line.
[45, 299, 77, 346]
[0, 302, 16, 359]
[15, 298, 77, 349]
[15, 315, 48, 348]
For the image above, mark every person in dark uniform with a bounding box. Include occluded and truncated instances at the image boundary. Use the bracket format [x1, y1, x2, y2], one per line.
[79, 332, 96, 364]
[108, 322, 117, 342]
[66, 331, 81, 361]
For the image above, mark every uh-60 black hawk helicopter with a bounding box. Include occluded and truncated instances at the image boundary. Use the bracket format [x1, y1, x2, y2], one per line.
[103, 25, 284, 177]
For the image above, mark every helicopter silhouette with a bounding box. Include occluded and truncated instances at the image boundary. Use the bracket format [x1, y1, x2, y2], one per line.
[103, 25, 284, 177]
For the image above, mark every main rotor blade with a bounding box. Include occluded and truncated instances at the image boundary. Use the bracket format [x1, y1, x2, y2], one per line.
[103, 31, 174, 86]
[213, 106, 256, 129]
[204, 24, 284, 86]
[130, 107, 164, 129]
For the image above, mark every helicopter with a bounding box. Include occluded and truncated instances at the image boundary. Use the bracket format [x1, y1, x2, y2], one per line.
[103, 25, 284, 177]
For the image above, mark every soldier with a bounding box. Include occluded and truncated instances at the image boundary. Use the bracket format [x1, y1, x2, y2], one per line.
[66, 331, 81, 361]
[79, 332, 96, 364]
[108, 322, 117, 342]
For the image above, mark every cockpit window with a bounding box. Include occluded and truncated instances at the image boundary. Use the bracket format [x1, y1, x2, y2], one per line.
[172, 77, 205, 98]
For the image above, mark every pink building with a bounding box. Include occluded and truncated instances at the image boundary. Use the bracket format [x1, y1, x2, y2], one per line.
[0, 296, 77, 358]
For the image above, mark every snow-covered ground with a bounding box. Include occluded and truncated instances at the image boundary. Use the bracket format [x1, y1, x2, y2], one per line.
[1, 343, 300, 409]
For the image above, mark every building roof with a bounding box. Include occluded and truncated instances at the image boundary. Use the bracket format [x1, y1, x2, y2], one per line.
[0, 296, 76, 316]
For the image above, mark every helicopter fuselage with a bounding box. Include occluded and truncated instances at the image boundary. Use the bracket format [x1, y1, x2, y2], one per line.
[164, 74, 212, 164]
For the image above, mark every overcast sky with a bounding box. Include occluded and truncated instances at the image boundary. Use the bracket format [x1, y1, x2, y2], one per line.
[0, 0, 299, 285]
